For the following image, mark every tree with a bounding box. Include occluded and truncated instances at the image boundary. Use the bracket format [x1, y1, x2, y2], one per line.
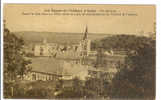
[107, 35, 155, 99]
[4, 26, 31, 81]
[4, 22, 32, 98]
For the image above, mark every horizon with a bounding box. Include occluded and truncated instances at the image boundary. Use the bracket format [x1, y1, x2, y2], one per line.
[11, 30, 154, 37]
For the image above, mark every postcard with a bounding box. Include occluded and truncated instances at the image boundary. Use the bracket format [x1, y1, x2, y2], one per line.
[3, 4, 156, 100]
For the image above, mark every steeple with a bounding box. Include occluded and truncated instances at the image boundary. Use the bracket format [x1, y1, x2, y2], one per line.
[83, 26, 88, 40]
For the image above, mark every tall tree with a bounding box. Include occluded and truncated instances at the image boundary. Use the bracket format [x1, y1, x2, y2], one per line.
[4, 21, 31, 82]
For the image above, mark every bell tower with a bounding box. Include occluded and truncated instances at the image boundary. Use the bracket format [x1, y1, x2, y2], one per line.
[80, 26, 91, 64]
[81, 26, 91, 56]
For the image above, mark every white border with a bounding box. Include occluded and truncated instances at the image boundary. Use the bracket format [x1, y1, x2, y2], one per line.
[1, 0, 160, 100]
[0, 0, 158, 4]
[1, 2, 4, 100]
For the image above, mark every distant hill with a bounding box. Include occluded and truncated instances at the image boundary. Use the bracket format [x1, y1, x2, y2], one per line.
[12, 31, 112, 45]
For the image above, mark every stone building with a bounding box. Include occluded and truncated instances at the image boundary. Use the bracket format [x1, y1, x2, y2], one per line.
[33, 27, 91, 58]
[34, 39, 58, 57]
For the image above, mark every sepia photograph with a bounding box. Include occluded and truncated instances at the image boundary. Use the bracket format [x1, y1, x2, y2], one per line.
[3, 4, 156, 100]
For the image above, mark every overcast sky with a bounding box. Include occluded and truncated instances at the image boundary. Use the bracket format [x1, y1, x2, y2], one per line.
[4, 4, 155, 35]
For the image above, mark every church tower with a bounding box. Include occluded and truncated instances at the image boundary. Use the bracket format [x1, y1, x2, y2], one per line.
[80, 26, 91, 60]
[83, 26, 88, 40]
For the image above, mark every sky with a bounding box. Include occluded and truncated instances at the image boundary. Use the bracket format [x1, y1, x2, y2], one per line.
[4, 4, 155, 35]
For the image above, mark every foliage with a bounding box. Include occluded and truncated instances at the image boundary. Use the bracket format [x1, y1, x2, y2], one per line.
[85, 77, 109, 98]
[4, 81, 56, 99]
[55, 77, 85, 98]
[79, 34, 155, 99]
[4, 26, 32, 98]
[55, 77, 99, 99]
[91, 34, 153, 51]
[106, 35, 155, 99]
[4, 27, 31, 82]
